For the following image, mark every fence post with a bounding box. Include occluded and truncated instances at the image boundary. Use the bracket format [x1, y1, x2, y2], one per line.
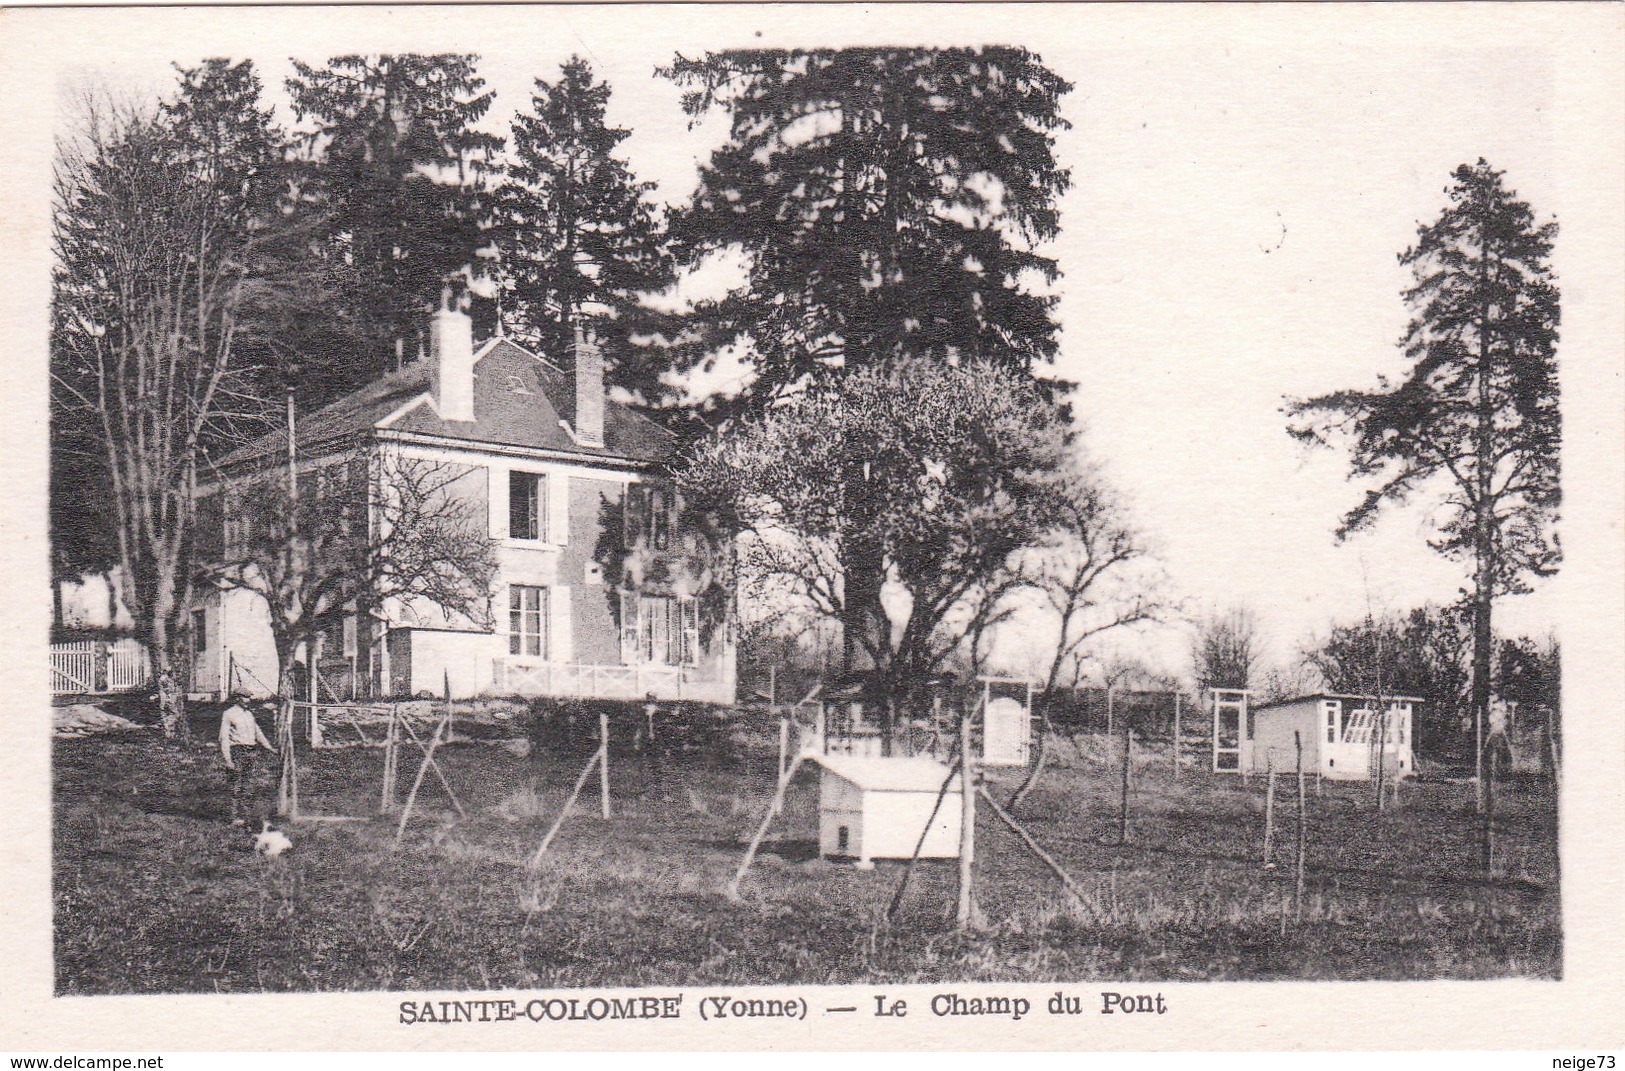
[599, 711, 612, 820]
[1117, 721, 1133, 845]
[1172, 693, 1182, 783]
[1293, 731, 1307, 922]
[956, 699, 978, 930]
[1262, 755, 1277, 866]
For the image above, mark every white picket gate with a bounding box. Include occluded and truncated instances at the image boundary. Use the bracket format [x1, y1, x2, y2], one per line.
[49, 639, 151, 695]
[50, 642, 97, 694]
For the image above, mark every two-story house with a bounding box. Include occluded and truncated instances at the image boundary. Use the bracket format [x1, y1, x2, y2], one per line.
[189, 304, 735, 705]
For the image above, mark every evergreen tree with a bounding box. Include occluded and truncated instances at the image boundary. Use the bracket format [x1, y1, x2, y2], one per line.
[163, 59, 286, 225]
[285, 54, 502, 399]
[499, 56, 670, 380]
[661, 47, 1073, 672]
[660, 46, 1072, 419]
[1288, 160, 1560, 802]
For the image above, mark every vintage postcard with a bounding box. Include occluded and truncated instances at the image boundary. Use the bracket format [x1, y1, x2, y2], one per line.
[1, 1, 1621, 1055]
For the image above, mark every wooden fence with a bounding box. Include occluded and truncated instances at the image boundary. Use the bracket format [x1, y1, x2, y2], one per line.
[50, 640, 150, 696]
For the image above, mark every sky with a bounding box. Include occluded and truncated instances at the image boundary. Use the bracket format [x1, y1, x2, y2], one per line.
[14, 2, 1619, 687]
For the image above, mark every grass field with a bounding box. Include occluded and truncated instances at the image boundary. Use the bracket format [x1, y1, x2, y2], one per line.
[53, 712, 1561, 993]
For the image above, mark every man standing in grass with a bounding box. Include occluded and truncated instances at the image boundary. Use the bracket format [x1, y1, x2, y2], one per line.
[219, 695, 276, 826]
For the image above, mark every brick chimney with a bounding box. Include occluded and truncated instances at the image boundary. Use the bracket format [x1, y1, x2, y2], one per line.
[569, 320, 605, 447]
[429, 299, 475, 423]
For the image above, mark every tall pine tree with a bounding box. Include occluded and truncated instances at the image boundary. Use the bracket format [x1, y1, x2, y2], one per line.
[286, 54, 502, 399]
[1288, 160, 1560, 804]
[499, 56, 670, 379]
[660, 47, 1073, 671]
[659, 47, 1072, 419]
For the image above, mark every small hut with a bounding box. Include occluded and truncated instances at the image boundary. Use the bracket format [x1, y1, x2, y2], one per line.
[815, 755, 961, 867]
[1245, 693, 1420, 780]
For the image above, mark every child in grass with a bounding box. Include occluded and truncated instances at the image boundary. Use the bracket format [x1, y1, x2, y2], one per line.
[219, 695, 276, 826]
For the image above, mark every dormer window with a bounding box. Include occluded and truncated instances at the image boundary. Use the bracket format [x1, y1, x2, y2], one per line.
[505, 373, 531, 396]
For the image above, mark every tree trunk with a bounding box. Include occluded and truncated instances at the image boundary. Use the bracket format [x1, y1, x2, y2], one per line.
[1471, 236, 1496, 816]
[275, 639, 301, 818]
[151, 608, 189, 742]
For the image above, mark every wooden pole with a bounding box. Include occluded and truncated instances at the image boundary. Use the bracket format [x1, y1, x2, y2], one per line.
[1294, 730, 1307, 922]
[393, 709, 449, 847]
[773, 718, 790, 815]
[1262, 757, 1277, 866]
[1373, 704, 1387, 812]
[1172, 692, 1182, 782]
[529, 746, 603, 868]
[1488, 741, 1495, 877]
[956, 695, 977, 930]
[380, 706, 398, 814]
[727, 754, 806, 898]
[887, 755, 962, 921]
[599, 711, 611, 820]
[1546, 708, 1562, 793]
[1117, 721, 1133, 845]
[979, 785, 1089, 906]
[277, 696, 299, 819]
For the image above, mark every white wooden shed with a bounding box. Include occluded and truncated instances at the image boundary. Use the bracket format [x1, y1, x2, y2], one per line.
[1245, 693, 1421, 780]
[815, 755, 962, 866]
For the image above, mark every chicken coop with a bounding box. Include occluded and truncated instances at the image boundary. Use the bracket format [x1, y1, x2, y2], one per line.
[815, 755, 962, 867]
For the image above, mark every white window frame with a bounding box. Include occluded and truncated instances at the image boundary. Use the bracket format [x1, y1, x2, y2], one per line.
[508, 470, 547, 542]
[679, 599, 700, 667]
[620, 594, 700, 667]
[620, 593, 642, 664]
[509, 585, 548, 658]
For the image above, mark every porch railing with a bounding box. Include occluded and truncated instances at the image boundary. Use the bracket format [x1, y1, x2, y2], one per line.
[493, 658, 728, 703]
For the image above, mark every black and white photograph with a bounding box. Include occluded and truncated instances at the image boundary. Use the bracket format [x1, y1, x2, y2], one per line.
[2, 0, 1621, 1054]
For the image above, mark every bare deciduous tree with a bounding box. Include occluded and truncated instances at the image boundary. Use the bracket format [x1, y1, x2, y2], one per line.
[51, 98, 271, 736]
[200, 445, 498, 809]
[1192, 606, 1262, 693]
[203, 446, 498, 700]
[1007, 472, 1166, 808]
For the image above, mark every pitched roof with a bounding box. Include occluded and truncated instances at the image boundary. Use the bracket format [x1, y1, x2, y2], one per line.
[215, 337, 676, 472]
[814, 755, 961, 794]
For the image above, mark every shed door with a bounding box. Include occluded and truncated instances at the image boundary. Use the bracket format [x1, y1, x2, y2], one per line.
[983, 696, 1030, 766]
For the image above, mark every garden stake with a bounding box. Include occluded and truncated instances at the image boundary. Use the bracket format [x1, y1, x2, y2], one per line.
[599, 711, 611, 820]
[1294, 730, 1307, 923]
[728, 753, 806, 899]
[530, 742, 605, 868]
[979, 784, 1088, 907]
[956, 695, 978, 930]
[1262, 758, 1277, 866]
[1117, 722, 1132, 845]
[886, 753, 962, 922]
[1172, 692, 1181, 783]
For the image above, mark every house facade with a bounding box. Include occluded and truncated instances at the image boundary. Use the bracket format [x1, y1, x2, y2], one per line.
[190, 306, 735, 705]
[1242, 693, 1419, 780]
